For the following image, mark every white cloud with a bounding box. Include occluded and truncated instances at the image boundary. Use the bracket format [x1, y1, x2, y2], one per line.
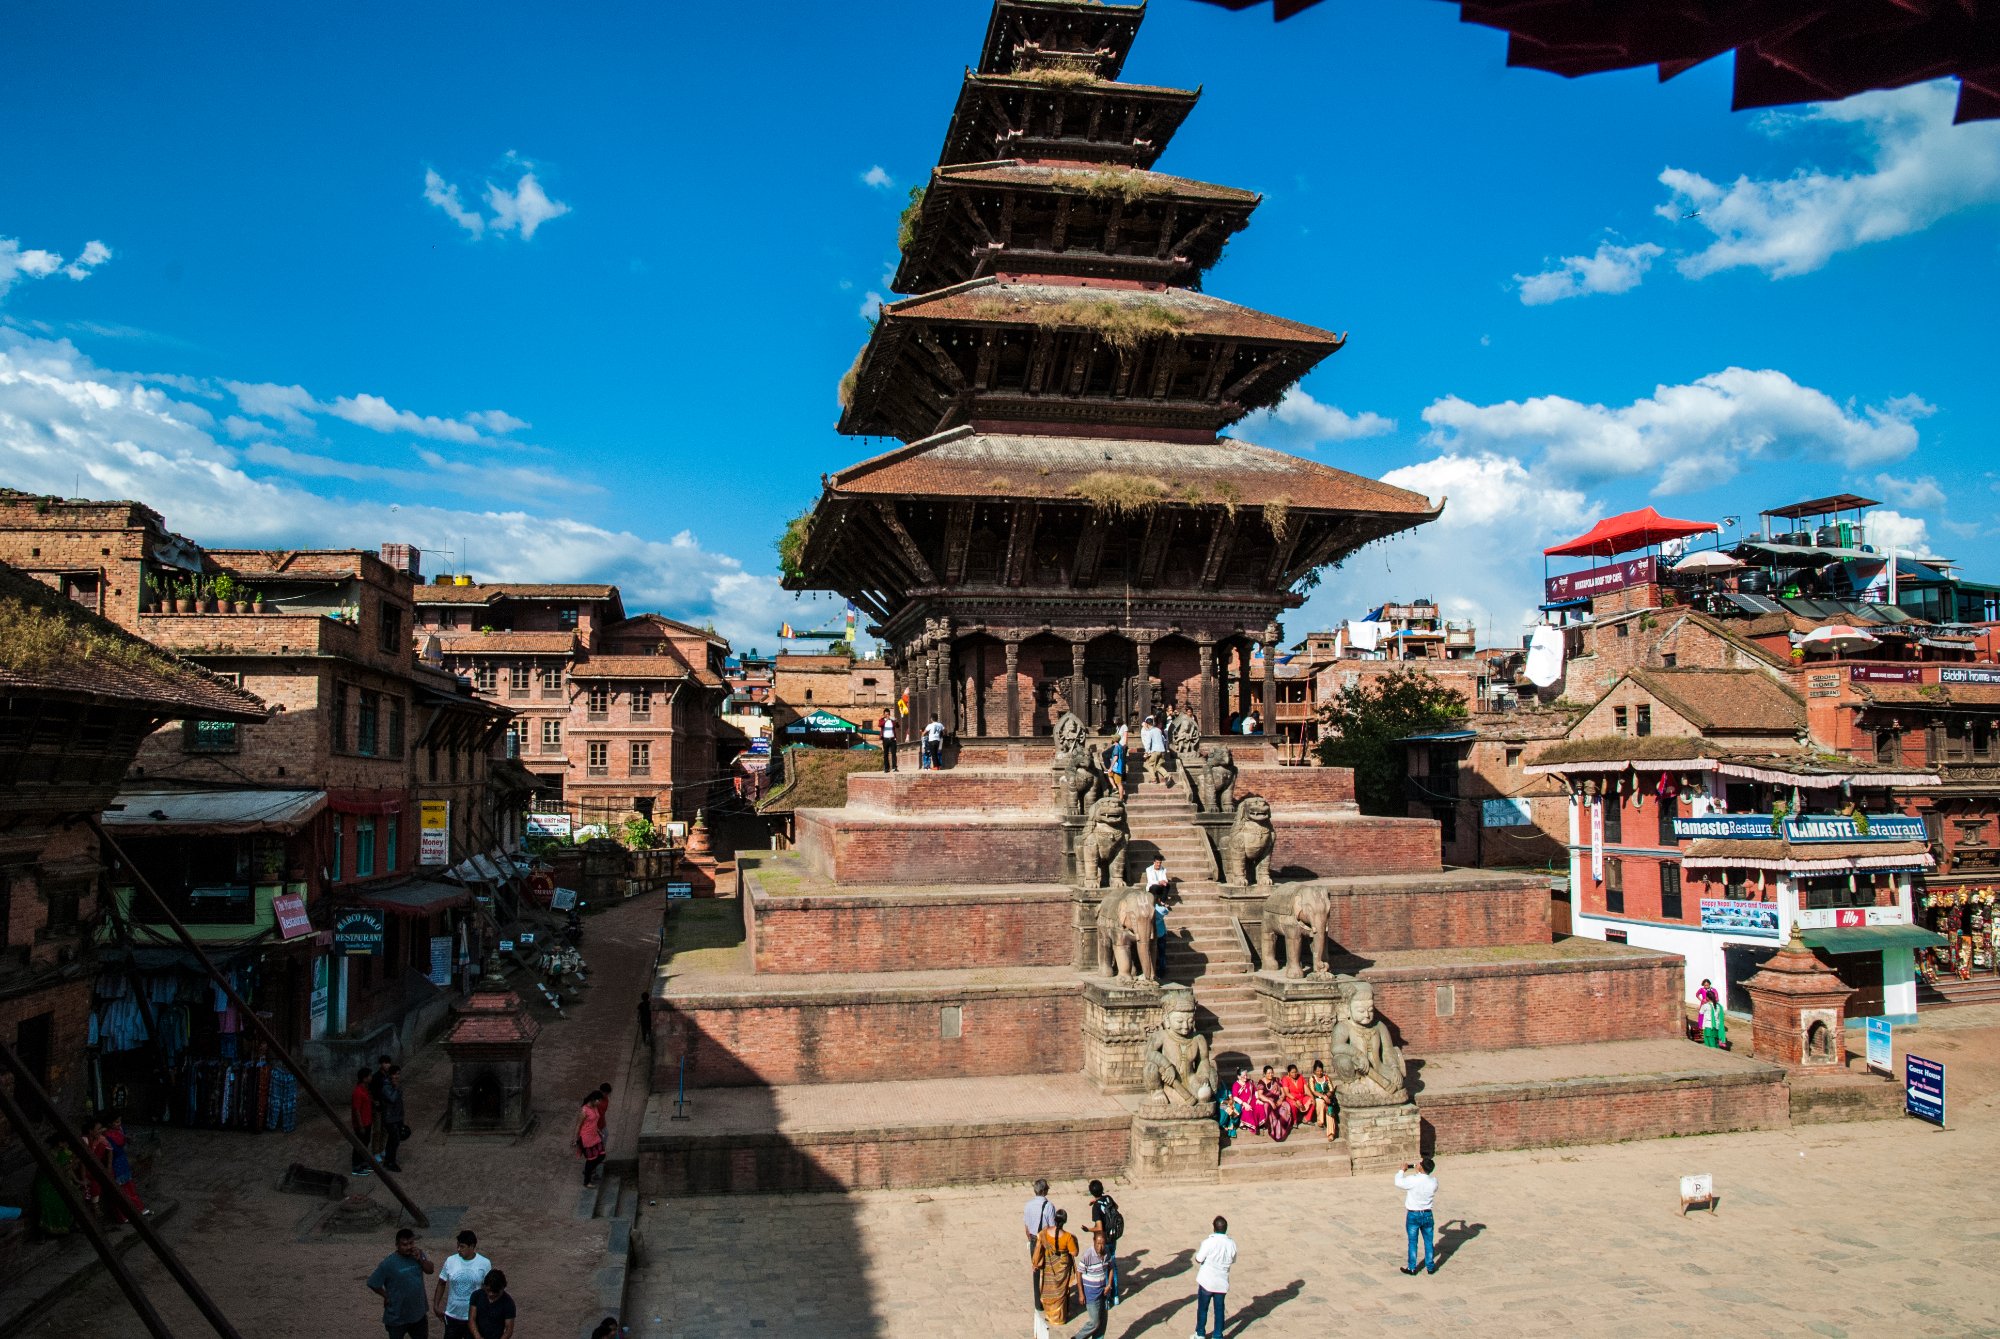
[1660, 81, 2000, 279]
[425, 166, 570, 241]
[224, 380, 318, 430]
[484, 172, 570, 240]
[1421, 368, 1931, 495]
[1, 235, 112, 299]
[325, 392, 486, 443]
[859, 291, 884, 321]
[861, 166, 894, 190]
[1865, 508, 1932, 555]
[1870, 472, 1946, 510]
[0, 330, 787, 649]
[1297, 451, 1593, 644]
[1237, 387, 1394, 451]
[1515, 240, 1663, 305]
[464, 409, 529, 435]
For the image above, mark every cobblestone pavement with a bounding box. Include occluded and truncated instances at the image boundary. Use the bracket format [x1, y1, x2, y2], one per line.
[21, 889, 666, 1339]
[629, 1010, 2000, 1339]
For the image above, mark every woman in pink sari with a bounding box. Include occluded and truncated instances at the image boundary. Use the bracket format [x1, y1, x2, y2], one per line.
[1259, 1066, 1295, 1142]
[1229, 1070, 1269, 1135]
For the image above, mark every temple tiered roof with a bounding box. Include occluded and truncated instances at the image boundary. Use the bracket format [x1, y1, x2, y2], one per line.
[977, 0, 1146, 80]
[939, 73, 1199, 167]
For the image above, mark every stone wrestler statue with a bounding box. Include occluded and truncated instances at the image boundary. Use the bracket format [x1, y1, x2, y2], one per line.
[1141, 983, 1218, 1108]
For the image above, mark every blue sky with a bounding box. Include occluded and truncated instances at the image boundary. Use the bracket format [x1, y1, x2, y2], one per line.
[2, 1, 1996, 651]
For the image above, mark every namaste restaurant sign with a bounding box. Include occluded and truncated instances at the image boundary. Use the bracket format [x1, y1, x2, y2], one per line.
[1674, 814, 1925, 843]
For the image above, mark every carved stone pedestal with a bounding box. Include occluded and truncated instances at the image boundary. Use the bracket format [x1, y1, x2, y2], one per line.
[1082, 979, 1162, 1093]
[1253, 971, 1344, 1072]
[1059, 816, 1085, 886]
[1192, 814, 1232, 882]
[1342, 1101, 1420, 1174]
[1129, 1102, 1221, 1183]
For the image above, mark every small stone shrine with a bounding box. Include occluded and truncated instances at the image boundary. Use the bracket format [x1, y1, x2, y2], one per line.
[442, 974, 541, 1136]
[1743, 928, 1854, 1069]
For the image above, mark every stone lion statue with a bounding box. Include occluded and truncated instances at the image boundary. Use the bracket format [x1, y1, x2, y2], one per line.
[1260, 883, 1333, 979]
[1077, 795, 1129, 889]
[1095, 887, 1158, 982]
[1141, 984, 1217, 1109]
[1052, 747, 1103, 819]
[1220, 796, 1275, 887]
[1191, 744, 1237, 813]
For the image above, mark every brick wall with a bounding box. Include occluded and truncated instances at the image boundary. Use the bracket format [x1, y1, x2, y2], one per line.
[844, 772, 1052, 814]
[1563, 610, 1777, 702]
[747, 885, 1076, 974]
[1364, 950, 1684, 1054]
[658, 986, 1080, 1087]
[794, 810, 1064, 885]
[1277, 816, 1441, 877]
[1421, 1068, 1790, 1154]
[0, 980, 93, 1174]
[1309, 875, 1550, 951]
[640, 1110, 1132, 1195]
[1238, 767, 1356, 808]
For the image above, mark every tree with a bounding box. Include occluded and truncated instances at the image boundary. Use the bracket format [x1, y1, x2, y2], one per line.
[1316, 667, 1469, 816]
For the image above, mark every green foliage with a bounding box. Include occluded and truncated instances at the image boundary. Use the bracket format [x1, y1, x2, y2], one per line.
[1315, 667, 1469, 816]
[777, 510, 814, 583]
[837, 345, 867, 408]
[897, 185, 927, 253]
[1075, 167, 1169, 204]
[1025, 67, 1098, 88]
[620, 816, 659, 849]
[971, 295, 1187, 350]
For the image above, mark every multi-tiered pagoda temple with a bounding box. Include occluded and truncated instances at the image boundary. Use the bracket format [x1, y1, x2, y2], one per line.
[786, 0, 1439, 737]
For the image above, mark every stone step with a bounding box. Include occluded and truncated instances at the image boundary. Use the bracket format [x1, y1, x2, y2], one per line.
[1217, 1138, 1352, 1183]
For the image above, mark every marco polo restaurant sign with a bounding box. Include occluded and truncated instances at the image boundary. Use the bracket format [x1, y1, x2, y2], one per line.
[1675, 814, 1926, 843]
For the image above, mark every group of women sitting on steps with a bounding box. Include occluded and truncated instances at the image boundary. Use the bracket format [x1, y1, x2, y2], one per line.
[1217, 1061, 1334, 1143]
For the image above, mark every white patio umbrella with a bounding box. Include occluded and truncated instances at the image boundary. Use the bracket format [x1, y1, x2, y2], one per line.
[1671, 550, 1742, 573]
[1795, 625, 1881, 654]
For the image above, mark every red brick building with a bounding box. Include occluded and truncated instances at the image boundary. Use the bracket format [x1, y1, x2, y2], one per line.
[415, 584, 732, 824]
[1, 560, 263, 1170]
[1402, 709, 1577, 874]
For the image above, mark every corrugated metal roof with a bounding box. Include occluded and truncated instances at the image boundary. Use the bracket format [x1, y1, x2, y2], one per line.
[104, 788, 325, 834]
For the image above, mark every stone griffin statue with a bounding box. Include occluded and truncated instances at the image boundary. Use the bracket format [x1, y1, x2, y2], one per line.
[1054, 710, 1086, 757]
[1076, 795, 1129, 889]
[1095, 887, 1158, 982]
[1141, 983, 1218, 1109]
[1329, 980, 1408, 1106]
[1052, 746, 1104, 819]
[1220, 796, 1276, 887]
[1260, 883, 1333, 979]
[1191, 744, 1237, 814]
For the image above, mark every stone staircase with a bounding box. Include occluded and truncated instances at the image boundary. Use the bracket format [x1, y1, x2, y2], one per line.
[1918, 973, 2000, 1008]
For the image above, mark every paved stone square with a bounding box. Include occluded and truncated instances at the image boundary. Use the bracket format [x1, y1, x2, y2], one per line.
[629, 1009, 2000, 1339]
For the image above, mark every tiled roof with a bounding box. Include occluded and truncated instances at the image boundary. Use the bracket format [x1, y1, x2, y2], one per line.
[1861, 683, 2000, 707]
[1532, 736, 1726, 766]
[1627, 668, 1805, 735]
[934, 161, 1258, 205]
[829, 427, 1438, 516]
[0, 562, 267, 720]
[883, 277, 1339, 347]
[436, 631, 577, 654]
[414, 583, 618, 605]
[570, 654, 720, 687]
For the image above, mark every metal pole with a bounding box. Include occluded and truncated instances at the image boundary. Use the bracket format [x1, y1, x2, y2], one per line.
[88, 816, 430, 1229]
[0, 1041, 183, 1339]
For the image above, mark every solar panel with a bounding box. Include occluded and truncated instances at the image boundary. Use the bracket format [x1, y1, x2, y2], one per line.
[1723, 592, 1785, 615]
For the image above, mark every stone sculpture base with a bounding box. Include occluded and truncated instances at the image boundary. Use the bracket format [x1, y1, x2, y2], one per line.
[1253, 971, 1345, 1072]
[1342, 1101, 1421, 1174]
[1129, 1102, 1221, 1183]
[1081, 979, 1163, 1094]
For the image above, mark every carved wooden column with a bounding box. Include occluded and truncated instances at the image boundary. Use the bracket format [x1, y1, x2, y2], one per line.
[1238, 643, 1255, 718]
[1069, 640, 1087, 732]
[1133, 636, 1152, 722]
[941, 637, 959, 733]
[1004, 640, 1021, 738]
[1197, 640, 1217, 734]
[1261, 635, 1277, 731]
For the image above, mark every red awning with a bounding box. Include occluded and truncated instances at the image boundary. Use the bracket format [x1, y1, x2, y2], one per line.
[1544, 507, 1718, 558]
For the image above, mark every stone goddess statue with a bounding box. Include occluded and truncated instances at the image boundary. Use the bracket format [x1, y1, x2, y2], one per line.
[1141, 984, 1218, 1109]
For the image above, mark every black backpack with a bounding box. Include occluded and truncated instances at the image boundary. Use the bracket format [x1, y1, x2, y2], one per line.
[1095, 1194, 1123, 1241]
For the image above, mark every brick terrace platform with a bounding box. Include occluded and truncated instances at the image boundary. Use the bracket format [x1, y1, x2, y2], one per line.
[639, 1074, 1132, 1195]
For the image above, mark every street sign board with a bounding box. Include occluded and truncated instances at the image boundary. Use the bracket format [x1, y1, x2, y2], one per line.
[666, 881, 694, 899]
[420, 800, 451, 864]
[1865, 1017, 1892, 1076]
[332, 908, 385, 956]
[1906, 1054, 1945, 1126]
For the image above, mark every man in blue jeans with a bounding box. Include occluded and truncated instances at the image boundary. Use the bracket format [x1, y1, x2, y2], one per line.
[1396, 1159, 1439, 1275]
[1192, 1214, 1235, 1339]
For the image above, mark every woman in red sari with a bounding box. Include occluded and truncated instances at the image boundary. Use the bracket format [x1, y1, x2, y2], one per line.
[1259, 1066, 1295, 1142]
[1280, 1065, 1311, 1128]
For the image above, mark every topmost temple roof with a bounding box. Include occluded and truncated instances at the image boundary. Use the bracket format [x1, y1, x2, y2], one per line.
[977, 0, 1147, 80]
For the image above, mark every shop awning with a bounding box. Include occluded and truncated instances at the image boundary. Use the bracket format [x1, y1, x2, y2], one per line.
[1681, 839, 1934, 873]
[1800, 925, 1950, 953]
[104, 789, 325, 836]
[1544, 507, 1717, 558]
[350, 879, 471, 918]
[781, 708, 864, 734]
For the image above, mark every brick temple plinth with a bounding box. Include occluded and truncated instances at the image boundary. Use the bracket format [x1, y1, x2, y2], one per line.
[443, 982, 541, 1136]
[1743, 929, 1852, 1070]
[1253, 971, 1343, 1072]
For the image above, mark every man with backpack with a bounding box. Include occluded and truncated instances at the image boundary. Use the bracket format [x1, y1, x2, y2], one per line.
[1087, 1179, 1123, 1305]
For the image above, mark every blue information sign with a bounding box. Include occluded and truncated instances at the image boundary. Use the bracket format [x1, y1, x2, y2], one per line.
[666, 881, 694, 900]
[1905, 1054, 1945, 1127]
[1865, 1017, 1892, 1076]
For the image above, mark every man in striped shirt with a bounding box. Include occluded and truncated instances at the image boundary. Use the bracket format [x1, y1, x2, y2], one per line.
[1075, 1226, 1112, 1339]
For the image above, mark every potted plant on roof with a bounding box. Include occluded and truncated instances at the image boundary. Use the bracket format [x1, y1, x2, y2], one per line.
[251, 588, 271, 614]
[196, 575, 219, 613]
[171, 577, 195, 614]
[212, 571, 243, 613]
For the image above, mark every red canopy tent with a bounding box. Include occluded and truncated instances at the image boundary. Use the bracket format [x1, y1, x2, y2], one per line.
[1544, 507, 1718, 558]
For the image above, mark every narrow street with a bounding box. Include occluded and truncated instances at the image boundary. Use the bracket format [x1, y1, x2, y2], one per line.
[23, 889, 662, 1339]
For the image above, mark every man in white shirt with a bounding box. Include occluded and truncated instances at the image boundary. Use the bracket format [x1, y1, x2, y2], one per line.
[922, 714, 945, 770]
[1395, 1160, 1439, 1275]
[1191, 1215, 1235, 1339]
[433, 1228, 491, 1337]
[1140, 716, 1167, 785]
[879, 712, 897, 772]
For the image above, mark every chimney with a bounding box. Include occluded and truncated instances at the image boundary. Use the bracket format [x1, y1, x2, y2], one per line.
[380, 543, 422, 579]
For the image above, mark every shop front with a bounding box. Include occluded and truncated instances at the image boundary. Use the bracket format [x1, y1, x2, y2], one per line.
[1915, 883, 2000, 990]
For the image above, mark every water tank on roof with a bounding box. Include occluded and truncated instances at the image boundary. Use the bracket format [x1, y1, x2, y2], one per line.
[1815, 525, 1840, 547]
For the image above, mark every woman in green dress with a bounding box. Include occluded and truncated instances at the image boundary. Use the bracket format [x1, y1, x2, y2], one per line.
[32, 1136, 76, 1238]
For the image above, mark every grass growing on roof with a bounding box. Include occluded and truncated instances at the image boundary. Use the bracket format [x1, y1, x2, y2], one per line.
[896, 185, 927, 253]
[0, 599, 181, 679]
[1263, 498, 1292, 541]
[836, 345, 867, 409]
[1069, 471, 1171, 514]
[1075, 167, 1170, 204]
[972, 295, 1187, 350]
[1024, 67, 1099, 88]
[776, 510, 813, 584]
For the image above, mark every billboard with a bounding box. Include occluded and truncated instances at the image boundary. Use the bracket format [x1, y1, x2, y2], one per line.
[1699, 899, 1780, 938]
[420, 800, 451, 864]
[1544, 557, 1657, 603]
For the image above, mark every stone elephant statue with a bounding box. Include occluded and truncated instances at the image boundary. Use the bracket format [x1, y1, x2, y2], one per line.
[1260, 884, 1333, 978]
[1095, 887, 1158, 981]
